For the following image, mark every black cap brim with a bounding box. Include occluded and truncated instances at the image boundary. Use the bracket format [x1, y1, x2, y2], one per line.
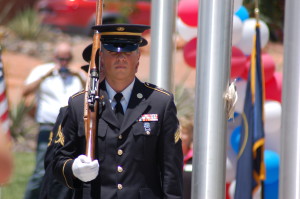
[81, 65, 89, 73]
[82, 44, 99, 63]
[100, 36, 148, 52]
[102, 43, 139, 52]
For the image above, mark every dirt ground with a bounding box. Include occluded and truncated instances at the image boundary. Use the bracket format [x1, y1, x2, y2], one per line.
[2, 36, 283, 108]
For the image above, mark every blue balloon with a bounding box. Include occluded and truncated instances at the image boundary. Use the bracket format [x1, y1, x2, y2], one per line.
[264, 180, 279, 199]
[264, 150, 280, 184]
[230, 125, 241, 154]
[235, 6, 249, 21]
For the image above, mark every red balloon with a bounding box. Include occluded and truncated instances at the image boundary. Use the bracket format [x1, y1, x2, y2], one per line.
[231, 46, 247, 78]
[178, 0, 199, 27]
[183, 43, 248, 72]
[225, 183, 231, 199]
[240, 56, 251, 80]
[183, 38, 197, 68]
[261, 53, 276, 82]
[240, 53, 276, 82]
[265, 72, 282, 102]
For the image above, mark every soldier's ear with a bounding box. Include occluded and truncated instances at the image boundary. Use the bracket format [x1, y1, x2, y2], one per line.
[135, 61, 139, 72]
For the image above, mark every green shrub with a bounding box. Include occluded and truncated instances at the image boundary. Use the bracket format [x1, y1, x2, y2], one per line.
[8, 8, 49, 40]
[175, 84, 195, 120]
[9, 100, 37, 142]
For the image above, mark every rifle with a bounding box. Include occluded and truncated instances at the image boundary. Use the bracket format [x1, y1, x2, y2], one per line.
[83, 0, 104, 160]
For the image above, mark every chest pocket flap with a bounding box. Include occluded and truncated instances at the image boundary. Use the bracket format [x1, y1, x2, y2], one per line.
[97, 119, 108, 138]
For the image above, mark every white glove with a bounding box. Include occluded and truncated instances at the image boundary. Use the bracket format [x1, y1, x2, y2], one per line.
[72, 155, 99, 182]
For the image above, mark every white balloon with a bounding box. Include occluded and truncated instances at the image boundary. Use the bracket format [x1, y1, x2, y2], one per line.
[264, 100, 282, 153]
[234, 0, 243, 12]
[226, 157, 236, 183]
[265, 128, 281, 154]
[234, 79, 247, 113]
[176, 17, 198, 42]
[264, 100, 282, 133]
[229, 180, 236, 198]
[235, 18, 270, 55]
[232, 15, 243, 45]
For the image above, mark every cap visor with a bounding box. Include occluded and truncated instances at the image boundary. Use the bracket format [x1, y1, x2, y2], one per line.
[103, 43, 139, 52]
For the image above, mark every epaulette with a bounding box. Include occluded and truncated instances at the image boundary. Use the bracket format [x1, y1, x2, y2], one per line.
[71, 90, 85, 98]
[144, 82, 170, 96]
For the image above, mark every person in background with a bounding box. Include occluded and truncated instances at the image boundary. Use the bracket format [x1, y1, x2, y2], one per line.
[53, 24, 183, 199]
[23, 42, 85, 199]
[39, 46, 105, 199]
[180, 117, 194, 199]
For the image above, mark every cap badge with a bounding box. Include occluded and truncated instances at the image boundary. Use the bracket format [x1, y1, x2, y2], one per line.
[116, 27, 125, 32]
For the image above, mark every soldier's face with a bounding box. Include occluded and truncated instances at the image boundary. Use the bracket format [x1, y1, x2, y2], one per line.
[100, 49, 140, 82]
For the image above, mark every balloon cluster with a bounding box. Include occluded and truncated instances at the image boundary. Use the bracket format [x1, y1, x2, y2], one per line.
[177, 1, 282, 198]
[178, 0, 282, 102]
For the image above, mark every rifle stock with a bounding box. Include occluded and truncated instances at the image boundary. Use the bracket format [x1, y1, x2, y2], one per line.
[84, 0, 103, 160]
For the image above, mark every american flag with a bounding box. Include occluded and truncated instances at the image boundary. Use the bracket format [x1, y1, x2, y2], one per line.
[0, 47, 10, 136]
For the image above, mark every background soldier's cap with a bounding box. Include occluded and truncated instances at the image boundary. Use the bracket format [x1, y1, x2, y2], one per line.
[80, 65, 89, 73]
[82, 45, 100, 63]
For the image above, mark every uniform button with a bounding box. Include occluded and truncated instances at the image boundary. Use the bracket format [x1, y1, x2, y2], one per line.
[118, 149, 123, 156]
[118, 184, 123, 190]
[146, 131, 150, 135]
[118, 135, 122, 139]
[117, 166, 123, 173]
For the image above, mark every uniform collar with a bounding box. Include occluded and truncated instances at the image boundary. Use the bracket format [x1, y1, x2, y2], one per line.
[105, 79, 135, 105]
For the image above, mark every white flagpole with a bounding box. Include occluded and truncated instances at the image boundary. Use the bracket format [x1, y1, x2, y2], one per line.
[191, 0, 233, 198]
[279, 0, 300, 198]
[149, 0, 177, 91]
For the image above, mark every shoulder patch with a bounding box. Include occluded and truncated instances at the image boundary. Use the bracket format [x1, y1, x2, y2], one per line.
[48, 131, 53, 146]
[144, 82, 170, 96]
[55, 125, 65, 146]
[174, 127, 181, 144]
[71, 90, 85, 98]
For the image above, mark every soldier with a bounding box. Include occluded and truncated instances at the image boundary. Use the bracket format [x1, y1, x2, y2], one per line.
[23, 42, 85, 199]
[39, 106, 73, 199]
[39, 49, 104, 199]
[53, 24, 183, 199]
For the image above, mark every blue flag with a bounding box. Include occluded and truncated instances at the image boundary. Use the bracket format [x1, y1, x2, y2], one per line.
[234, 21, 266, 199]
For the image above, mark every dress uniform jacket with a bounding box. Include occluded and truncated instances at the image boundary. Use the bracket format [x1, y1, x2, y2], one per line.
[53, 78, 183, 199]
[40, 106, 73, 199]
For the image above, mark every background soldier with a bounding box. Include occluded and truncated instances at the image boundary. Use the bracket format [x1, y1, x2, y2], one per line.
[23, 42, 85, 199]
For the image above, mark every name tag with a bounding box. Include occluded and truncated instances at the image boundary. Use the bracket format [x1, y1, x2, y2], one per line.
[138, 114, 158, 122]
